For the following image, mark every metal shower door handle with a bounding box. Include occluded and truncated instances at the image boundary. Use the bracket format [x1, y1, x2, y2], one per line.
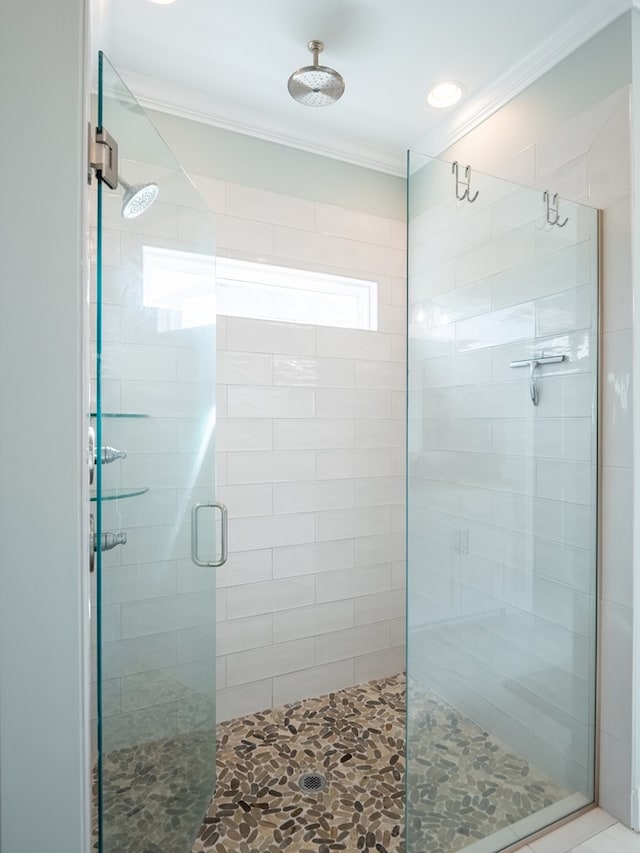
[191, 501, 228, 568]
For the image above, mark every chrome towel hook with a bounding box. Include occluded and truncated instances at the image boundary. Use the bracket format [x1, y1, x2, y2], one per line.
[452, 161, 479, 203]
[543, 190, 568, 228]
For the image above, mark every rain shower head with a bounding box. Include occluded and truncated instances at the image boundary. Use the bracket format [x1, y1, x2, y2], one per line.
[288, 40, 345, 107]
[120, 179, 159, 219]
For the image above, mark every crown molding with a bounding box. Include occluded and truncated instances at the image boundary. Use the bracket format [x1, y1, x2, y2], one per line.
[116, 0, 629, 178]
[413, 0, 631, 156]
[116, 70, 407, 177]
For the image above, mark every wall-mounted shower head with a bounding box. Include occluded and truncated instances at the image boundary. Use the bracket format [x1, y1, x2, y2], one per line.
[120, 178, 159, 219]
[288, 40, 345, 107]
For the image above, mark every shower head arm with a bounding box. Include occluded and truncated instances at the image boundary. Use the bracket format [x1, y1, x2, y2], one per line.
[119, 178, 160, 219]
[307, 39, 324, 68]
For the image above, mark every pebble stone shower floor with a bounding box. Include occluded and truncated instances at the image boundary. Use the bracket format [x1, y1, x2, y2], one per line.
[192, 672, 568, 853]
[94, 672, 570, 853]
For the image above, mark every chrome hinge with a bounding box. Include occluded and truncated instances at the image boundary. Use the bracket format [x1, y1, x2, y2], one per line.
[88, 123, 119, 189]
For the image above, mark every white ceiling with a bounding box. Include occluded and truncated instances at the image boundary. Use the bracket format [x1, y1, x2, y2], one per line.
[95, 0, 630, 175]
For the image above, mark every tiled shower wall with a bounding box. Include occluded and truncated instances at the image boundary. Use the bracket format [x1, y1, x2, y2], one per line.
[503, 89, 633, 821]
[91, 167, 408, 736]
[89, 175, 221, 753]
[449, 83, 633, 820]
[202, 181, 407, 720]
[408, 158, 598, 794]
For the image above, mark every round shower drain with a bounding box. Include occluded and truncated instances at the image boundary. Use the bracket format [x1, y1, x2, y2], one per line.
[298, 772, 327, 793]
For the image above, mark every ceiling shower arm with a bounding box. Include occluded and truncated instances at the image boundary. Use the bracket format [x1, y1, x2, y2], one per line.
[308, 40, 323, 67]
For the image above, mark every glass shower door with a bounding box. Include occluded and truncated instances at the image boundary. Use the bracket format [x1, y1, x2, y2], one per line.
[406, 152, 598, 852]
[93, 52, 219, 853]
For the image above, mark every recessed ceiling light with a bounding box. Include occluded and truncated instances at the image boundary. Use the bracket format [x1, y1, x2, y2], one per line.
[427, 82, 463, 109]
[148, 0, 176, 4]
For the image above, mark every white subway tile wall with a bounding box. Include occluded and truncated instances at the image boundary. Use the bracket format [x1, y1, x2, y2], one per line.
[529, 88, 634, 823]
[214, 185, 407, 719]
[408, 150, 599, 798]
[91, 176, 407, 733]
[407, 86, 632, 818]
[90, 174, 223, 754]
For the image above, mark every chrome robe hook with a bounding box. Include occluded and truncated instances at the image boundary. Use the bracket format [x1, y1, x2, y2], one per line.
[543, 190, 568, 228]
[452, 161, 479, 203]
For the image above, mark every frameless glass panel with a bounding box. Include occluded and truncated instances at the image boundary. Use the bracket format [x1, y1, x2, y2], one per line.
[406, 151, 598, 852]
[93, 51, 218, 853]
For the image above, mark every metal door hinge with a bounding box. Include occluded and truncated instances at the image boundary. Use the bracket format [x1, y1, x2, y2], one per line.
[88, 124, 119, 189]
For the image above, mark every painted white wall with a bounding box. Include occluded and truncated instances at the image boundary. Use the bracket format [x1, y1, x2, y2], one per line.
[149, 110, 406, 222]
[0, 0, 90, 851]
